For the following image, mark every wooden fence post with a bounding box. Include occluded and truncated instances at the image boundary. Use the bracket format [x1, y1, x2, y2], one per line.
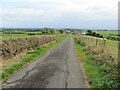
[96, 39, 98, 46]
[104, 39, 106, 47]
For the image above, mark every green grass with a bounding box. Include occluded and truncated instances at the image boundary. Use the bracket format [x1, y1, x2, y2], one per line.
[79, 35, 118, 58]
[2, 34, 61, 39]
[93, 31, 118, 37]
[106, 40, 118, 58]
[1, 30, 64, 39]
[74, 40, 102, 88]
[1, 36, 68, 81]
[74, 37, 119, 88]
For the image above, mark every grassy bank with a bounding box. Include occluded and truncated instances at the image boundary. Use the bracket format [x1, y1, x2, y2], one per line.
[74, 37, 119, 88]
[1, 36, 68, 82]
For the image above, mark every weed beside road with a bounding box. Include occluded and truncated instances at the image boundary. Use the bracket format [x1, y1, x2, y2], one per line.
[74, 36, 119, 88]
[1, 36, 68, 82]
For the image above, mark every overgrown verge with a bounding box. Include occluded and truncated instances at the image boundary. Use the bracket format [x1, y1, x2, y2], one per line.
[1, 36, 68, 82]
[74, 36, 119, 88]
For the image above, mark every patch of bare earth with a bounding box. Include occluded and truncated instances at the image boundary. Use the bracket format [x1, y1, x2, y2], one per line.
[1, 40, 56, 72]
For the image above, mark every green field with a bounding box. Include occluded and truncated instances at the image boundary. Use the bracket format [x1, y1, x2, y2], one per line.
[1, 34, 60, 39]
[93, 30, 118, 37]
[1, 28, 65, 39]
[76, 35, 118, 58]
[1, 31, 63, 39]
[106, 39, 118, 58]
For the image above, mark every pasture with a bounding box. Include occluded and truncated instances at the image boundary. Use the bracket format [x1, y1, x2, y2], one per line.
[1, 28, 64, 39]
[77, 35, 118, 58]
[93, 30, 118, 37]
[2, 34, 59, 39]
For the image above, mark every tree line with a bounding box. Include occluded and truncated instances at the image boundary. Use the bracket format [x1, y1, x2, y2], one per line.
[86, 30, 103, 38]
[86, 30, 120, 41]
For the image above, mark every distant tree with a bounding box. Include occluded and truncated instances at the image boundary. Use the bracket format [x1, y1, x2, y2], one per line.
[50, 29, 55, 34]
[67, 29, 70, 30]
[44, 27, 50, 33]
[95, 33, 100, 37]
[117, 37, 120, 41]
[44, 27, 49, 31]
[43, 27, 53, 35]
[100, 35, 103, 38]
[92, 32, 96, 36]
[59, 30, 64, 34]
[86, 30, 92, 35]
[42, 31, 45, 34]
[112, 37, 116, 40]
[87, 30, 92, 33]
[106, 37, 109, 39]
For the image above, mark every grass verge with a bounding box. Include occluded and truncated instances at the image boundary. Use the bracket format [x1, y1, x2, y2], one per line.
[74, 37, 119, 88]
[1, 36, 68, 82]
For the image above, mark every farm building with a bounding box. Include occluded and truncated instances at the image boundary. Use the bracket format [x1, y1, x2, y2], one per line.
[74, 31, 86, 35]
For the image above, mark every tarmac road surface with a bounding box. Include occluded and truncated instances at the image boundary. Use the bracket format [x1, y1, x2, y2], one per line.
[2, 35, 85, 88]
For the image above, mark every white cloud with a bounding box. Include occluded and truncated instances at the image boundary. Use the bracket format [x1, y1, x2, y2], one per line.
[1, 0, 119, 29]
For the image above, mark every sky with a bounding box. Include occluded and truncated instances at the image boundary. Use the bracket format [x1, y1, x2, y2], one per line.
[0, 0, 119, 30]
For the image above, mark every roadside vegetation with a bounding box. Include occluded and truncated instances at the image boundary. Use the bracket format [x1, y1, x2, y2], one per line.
[74, 35, 119, 88]
[77, 35, 118, 58]
[1, 36, 68, 82]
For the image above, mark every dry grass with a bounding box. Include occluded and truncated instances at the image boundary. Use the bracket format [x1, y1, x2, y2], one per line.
[76, 35, 118, 59]
[1, 40, 56, 70]
[74, 36, 119, 88]
[2, 51, 27, 68]
[75, 35, 118, 79]
[1, 36, 68, 82]
[1, 36, 62, 60]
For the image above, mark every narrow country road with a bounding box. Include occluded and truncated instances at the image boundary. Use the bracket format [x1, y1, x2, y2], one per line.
[2, 36, 85, 88]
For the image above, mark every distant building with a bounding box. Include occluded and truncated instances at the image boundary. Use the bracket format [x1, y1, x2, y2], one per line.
[81, 32, 86, 35]
[74, 31, 86, 35]
[66, 30, 71, 33]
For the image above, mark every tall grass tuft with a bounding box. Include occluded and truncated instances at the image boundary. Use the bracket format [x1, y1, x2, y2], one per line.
[74, 35, 119, 88]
